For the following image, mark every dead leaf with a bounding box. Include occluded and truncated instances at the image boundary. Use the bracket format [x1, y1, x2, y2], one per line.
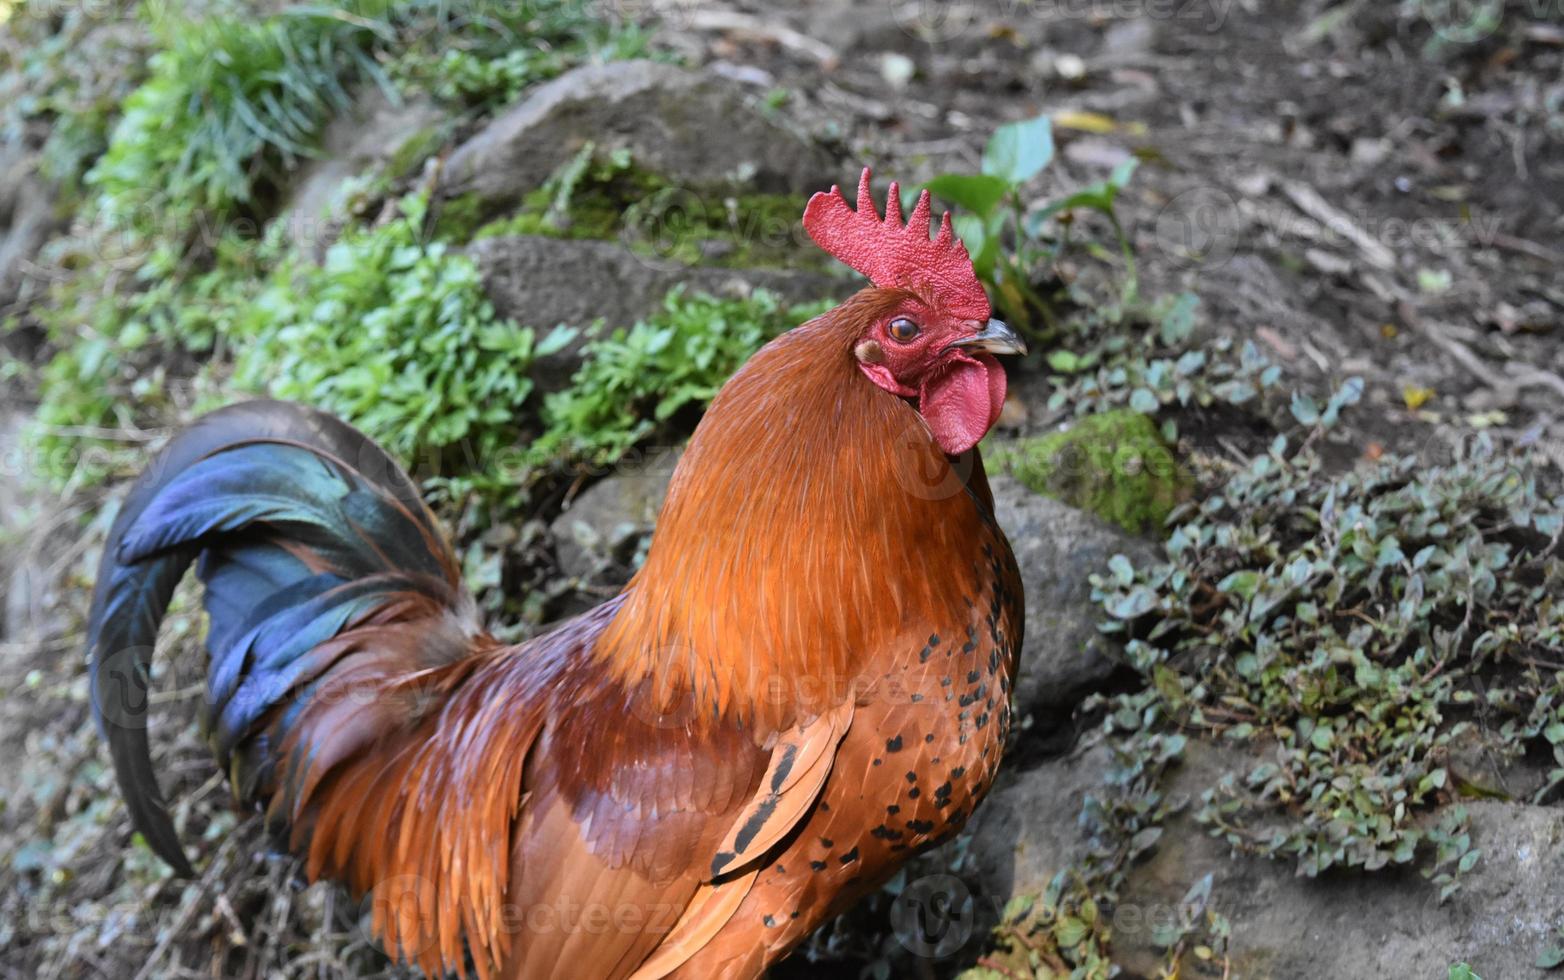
[1305, 248, 1353, 276]
[1063, 138, 1134, 169]
[1403, 385, 1436, 410]
[1255, 325, 1299, 361]
[1054, 110, 1120, 134]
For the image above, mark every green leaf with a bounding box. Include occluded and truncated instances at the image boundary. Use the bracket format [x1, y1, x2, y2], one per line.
[535, 324, 579, 357]
[1217, 570, 1261, 601]
[1129, 826, 1163, 855]
[1159, 292, 1199, 346]
[1180, 873, 1214, 915]
[1001, 894, 1035, 922]
[924, 173, 1012, 218]
[1290, 391, 1320, 426]
[1129, 388, 1159, 414]
[1026, 158, 1140, 233]
[954, 212, 998, 281]
[1028, 184, 1116, 230]
[1537, 945, 1564, 970]
[1108, 585, 1159, 619]
[1310, 723, 1334, 751]
[983, 112, 1054, 186]
[1048, 349, 1083, 373]
[1376, 536, 1405, 568]
[1108, 156, 1140, 189]
[1053, 915, 1090, 948]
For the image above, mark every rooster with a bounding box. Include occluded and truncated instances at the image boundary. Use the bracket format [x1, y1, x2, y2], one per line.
[87, 168, 1026, 979]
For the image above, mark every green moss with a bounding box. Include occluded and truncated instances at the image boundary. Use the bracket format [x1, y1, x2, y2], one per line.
[430, 192, 491, 241]
[455, 144, 823, 271]
[992, 409, 1189, 534]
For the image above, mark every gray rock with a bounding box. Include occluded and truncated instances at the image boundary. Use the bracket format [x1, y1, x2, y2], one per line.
[965, 738, 1564, 979]
[280, 89, 448, 255]
[962, 740, 1114, 907]
[549, 448, 683, 581]
[469, 234, 841, 388]
[0, 149, 59, 316]
[990, 474, 1158, 729]
[1121, 743, 1564, 978]
[441, 60, 838, 212]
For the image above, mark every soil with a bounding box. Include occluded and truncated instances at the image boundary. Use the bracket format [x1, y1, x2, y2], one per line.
[685, 0, 1562, 459]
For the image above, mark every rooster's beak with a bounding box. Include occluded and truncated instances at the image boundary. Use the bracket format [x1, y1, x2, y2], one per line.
[944, 319, 1027, 357]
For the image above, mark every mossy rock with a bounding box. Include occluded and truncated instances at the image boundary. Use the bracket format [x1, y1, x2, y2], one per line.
[989, 410, 1190, 535]
[437, 152, 824, 273]
[440, 60, 838, 211]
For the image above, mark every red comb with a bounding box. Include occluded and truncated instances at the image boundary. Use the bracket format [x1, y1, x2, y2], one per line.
[802, 168, 990, 320]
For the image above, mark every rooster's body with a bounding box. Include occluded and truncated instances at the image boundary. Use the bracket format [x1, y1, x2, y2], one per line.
[88, 171, 1025, 978]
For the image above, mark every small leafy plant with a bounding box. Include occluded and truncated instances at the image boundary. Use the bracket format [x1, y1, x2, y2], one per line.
[232, 192, 571, 487]
[533, 287, 833, 468]
[88, 6, 395, 241]
[16, 0, 653, 495]
[918, 112, 1140, 334]
[1093, 395, 1563, 889]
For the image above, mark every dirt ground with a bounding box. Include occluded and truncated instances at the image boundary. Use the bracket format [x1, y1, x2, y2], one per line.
[697, 0, 1563, 456]
[1, 0, 1560, 978]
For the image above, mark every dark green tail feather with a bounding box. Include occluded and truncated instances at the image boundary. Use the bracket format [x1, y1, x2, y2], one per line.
[86, 400, 466, 876]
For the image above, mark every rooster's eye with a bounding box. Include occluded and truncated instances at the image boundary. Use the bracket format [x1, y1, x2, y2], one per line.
[888, 317, 920, 343]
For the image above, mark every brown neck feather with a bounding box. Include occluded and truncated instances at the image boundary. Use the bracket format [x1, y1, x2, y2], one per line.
[595, 289, 989, 736]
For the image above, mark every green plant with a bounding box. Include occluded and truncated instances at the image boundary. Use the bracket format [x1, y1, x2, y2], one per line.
[87, 0, 643, 238]
[0, 0, 152, 193]
[917, 112, 1140, 334]
[1043, 290, 1286, 439]
[88, 6, 396, 240]
[1093, 395, 1563, 890]
[385, 0, 653, 107]
[533, 288, 833, 467]
[961, 686, 1227, 980]
[455, 143, 816, 272]
[232, 191, 570, 495]
[989, 409, 1192, 535]
[967, 386, 1560, 977]
[21, 3, 401, 488]
[18, 0, 653, 495]
[22, 224, 276, 487]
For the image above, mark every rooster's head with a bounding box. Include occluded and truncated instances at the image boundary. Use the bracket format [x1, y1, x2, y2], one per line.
[804, 167, 1026, 456]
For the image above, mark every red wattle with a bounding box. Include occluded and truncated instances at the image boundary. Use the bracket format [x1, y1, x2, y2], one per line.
[919, 353, 1005, 456]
